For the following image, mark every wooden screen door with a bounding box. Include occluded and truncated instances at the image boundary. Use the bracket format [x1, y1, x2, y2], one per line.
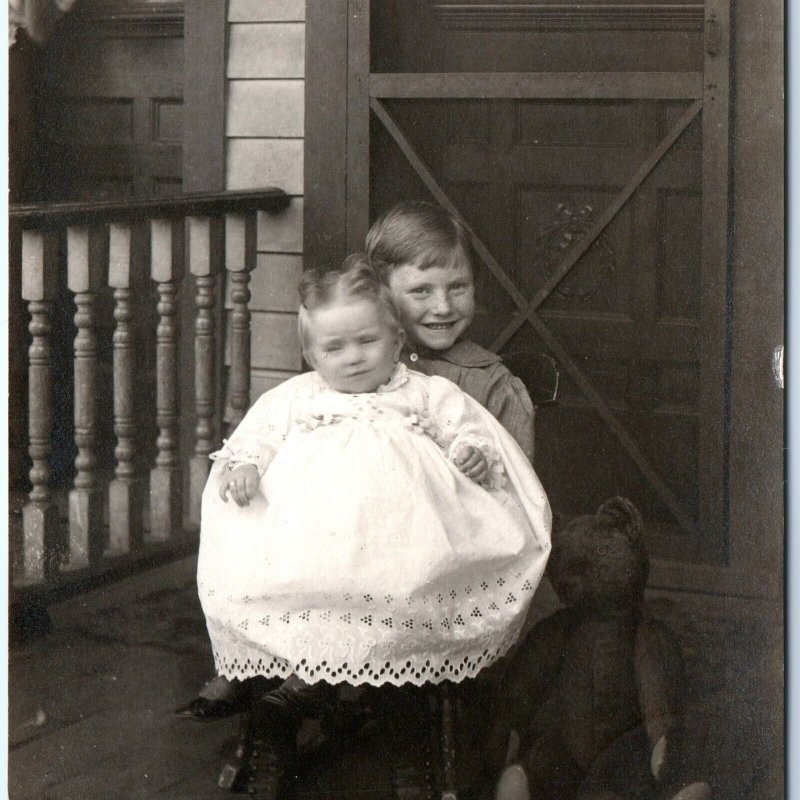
[307, 0, 731, 566]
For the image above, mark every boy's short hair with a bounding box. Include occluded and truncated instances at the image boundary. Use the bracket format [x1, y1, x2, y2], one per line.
[365, 201, 475, 282]
[297, 253, 401, 349]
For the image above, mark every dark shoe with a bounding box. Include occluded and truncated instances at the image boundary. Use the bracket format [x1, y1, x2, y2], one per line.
[260, 673, 336, 717]
[176, 676, 277, 722]
[174, 696, 244, 722]
[245, 702, 298, 800]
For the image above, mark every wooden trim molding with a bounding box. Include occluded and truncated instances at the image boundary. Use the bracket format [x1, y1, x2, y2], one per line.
[370, 71, 704, 100]
[429, 2, 704, 32]
[68, 0, 185, 38]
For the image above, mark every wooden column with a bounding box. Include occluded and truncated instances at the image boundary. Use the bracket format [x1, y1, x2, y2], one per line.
[149, 218, 185, 540]
[66, 225, 108, 568]
[20, 230, 60, 584]
[108, 223, 143, 553]
[183, 0, 227, 193]
[225, 213, 256, 430]
[305, 0, 349, 266]
[187, 216, 224, 527]
[346, 0, 371, 252]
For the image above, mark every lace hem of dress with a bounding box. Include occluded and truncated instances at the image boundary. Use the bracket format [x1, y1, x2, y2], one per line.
[208, 618, 524, 687]
[200, 559, 547, 687]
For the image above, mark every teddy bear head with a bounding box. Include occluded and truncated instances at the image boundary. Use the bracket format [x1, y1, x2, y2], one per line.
[547, 496, 649, 610]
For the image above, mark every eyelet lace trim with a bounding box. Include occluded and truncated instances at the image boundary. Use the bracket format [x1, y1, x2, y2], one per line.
[200, 563, 545, 687]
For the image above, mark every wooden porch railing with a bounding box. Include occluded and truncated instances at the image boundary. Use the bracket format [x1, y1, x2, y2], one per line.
[9, 189, 291, 596]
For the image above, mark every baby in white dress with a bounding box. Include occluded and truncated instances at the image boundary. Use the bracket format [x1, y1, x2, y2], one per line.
[196, 255, 551, 798]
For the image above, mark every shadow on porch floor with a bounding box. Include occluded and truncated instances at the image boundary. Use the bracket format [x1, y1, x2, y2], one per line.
[8, 556, 783, 799]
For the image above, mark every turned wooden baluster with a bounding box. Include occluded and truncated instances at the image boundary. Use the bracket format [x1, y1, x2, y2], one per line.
[107, 223, 143, 553]
[20, 230, 60, 583]
[188, 215, 224, 527]
[225, 213, 257, 430]
[67, 225, 108, 568]
[149, 218, 185, 540]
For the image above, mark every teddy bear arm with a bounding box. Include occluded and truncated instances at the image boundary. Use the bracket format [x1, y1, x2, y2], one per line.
[633, 616, 686, 779]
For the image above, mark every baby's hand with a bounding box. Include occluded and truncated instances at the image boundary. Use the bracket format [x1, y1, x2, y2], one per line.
[453, 445, 488, 483]
[219, 464, 260, 507]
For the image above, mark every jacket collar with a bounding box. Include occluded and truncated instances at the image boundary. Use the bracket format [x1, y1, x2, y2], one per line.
[405, 339, 501, 368]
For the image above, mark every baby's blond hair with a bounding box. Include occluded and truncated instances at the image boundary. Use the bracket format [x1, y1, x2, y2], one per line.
[297, 254, 402, 351]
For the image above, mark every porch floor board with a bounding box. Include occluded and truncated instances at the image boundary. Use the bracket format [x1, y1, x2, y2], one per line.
[8, 556, 783, 799]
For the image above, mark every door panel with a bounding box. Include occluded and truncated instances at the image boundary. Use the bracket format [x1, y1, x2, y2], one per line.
[360, 1, 729, 564]
[39, 5, 184, 201]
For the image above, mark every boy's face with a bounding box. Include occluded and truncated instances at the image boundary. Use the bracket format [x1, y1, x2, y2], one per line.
[385, 261, 475, 351]
[304, 299, 404, 393]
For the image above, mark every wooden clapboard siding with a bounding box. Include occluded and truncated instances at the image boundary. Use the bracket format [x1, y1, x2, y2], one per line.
[227, 81, 304, 137]
[224, 313, 302, 372]
[225, 254, 304, 312]
[226, 140, 305, 193]
[227, 24, 305, 78]
[256, 199, 303, 252]
[228, 0, 306, 22]
[224, 3, 306, 403]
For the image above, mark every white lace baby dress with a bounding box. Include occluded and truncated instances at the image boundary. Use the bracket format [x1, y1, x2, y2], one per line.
[197, 363, 551, 687]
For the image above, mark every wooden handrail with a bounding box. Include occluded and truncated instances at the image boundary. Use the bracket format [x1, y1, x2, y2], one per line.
[9, 188, 290, 229]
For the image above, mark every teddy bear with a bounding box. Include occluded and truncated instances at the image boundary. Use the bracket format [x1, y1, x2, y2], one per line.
[484, 496, 712, 800]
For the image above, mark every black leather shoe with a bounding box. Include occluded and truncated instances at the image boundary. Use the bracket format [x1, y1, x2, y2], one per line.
[174, 696, 243, 722]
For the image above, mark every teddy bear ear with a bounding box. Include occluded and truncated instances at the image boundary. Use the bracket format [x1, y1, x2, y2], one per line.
[596, 496, 644, 541]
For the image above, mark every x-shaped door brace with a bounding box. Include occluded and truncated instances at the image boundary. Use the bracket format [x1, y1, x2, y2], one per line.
[370, 96, 703, 537]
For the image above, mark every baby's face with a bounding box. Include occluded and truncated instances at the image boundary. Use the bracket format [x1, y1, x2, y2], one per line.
[385, 261, 475, 351]
[304, 299, 404, 393]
